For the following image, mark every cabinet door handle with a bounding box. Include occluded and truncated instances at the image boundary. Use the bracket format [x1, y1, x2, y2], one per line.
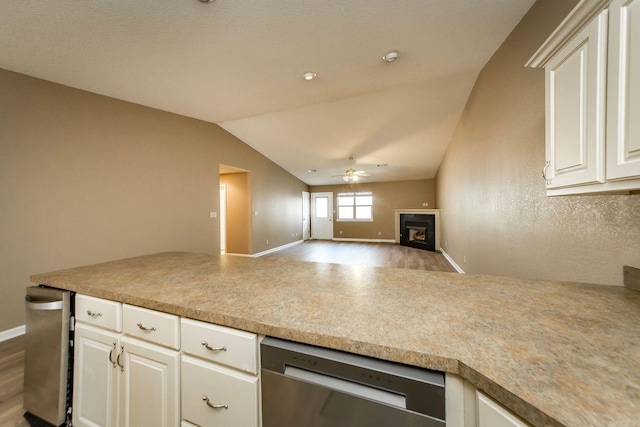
[201, 341, 227, 352]
[137, 322, 156, 332]
[202, 396, 228, 410]
[116, 346, 125, 372]
[108, 342, 117, 368]
[542, 160, 551, 185]
[87, 310, 102, 317]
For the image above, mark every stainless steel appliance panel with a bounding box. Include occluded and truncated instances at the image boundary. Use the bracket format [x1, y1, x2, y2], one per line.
[24, 286, 71, 426]
[261, 337, 445, 427]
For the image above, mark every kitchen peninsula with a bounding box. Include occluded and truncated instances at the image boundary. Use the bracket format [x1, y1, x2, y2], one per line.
[30, 252, 640, 427]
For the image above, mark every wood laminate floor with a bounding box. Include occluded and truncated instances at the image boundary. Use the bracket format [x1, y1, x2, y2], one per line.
[0, 241, 455, 426]
[262, 240, 458, 272]
[0, 335, 28, 427]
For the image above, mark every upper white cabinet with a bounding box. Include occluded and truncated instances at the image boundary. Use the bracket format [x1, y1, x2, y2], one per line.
[528, 0, 640, 195]
[607, 0, 640, 180]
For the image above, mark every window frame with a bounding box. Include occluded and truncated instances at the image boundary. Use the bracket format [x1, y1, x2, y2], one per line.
[336, 192, 374, 222]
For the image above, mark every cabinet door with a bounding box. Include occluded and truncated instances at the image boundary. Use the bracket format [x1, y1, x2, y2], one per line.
[118, 336, 180, 427]
[607, 0, 640, 180]
[181, 355, 259, 427]
[73, 323, 120, 427]
[477, 392, 530, 427]
[544, 9, 608, 189]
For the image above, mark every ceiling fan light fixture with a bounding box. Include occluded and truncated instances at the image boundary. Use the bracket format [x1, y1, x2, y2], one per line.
[302, 72, 317, 81]
[382, 51, 399, 62]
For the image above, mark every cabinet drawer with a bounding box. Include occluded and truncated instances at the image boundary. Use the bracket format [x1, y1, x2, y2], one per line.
[75, 295, 122, 332]
[181, 318, 258, 374]
[182, 355, 259, 427]
[123, 304, 180, 350]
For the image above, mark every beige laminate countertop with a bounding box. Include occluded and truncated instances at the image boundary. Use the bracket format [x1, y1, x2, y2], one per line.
[30, 252, 640, 427]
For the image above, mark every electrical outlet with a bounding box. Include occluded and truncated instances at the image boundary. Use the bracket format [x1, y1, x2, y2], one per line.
[339, 230, 343, 235]
[464, 256, 467, 263]
[266, 239, 269, 245]
[209, 211, 217, 218]
[378, 231, 382, 236]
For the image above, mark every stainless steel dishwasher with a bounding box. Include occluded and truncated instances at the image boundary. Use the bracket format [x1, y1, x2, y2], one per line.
[261, 337, 445, 427]
[24, 286, 73, 427]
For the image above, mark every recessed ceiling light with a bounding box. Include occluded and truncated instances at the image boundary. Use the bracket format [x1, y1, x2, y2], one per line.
[382, 51, 399, 62]
[307, 169, 317, 173]
[302, 72, 317, 81]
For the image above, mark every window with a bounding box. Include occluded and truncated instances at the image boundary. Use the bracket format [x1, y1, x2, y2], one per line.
[337, 192, 373, 221]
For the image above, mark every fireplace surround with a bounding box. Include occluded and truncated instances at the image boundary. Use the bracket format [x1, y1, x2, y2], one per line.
[393, 209, 441, 252]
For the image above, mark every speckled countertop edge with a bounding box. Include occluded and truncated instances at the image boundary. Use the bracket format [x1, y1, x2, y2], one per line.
[30, 252, 640, 427]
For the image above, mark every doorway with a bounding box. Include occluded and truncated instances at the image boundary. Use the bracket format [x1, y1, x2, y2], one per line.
[311, 192, 333, 240]
[220, 184, 227, 255]
[220, 164, 251, 255]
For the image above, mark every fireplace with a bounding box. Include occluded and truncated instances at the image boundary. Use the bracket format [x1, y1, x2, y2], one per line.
[400, 214, 436, 251]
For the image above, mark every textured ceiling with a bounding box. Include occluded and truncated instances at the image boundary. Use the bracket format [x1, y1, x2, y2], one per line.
[0, 0, 535, 185]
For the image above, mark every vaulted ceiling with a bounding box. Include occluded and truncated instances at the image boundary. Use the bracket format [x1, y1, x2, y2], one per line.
[1, 0, 535, 185]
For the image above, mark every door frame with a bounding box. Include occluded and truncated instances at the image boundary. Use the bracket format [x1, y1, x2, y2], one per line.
[302, 191, 310, 241]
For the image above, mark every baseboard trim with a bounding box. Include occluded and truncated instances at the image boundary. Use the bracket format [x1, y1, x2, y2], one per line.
[0, 324, 26, 342]
[440, 249, 465, 274]
[332, 238, 396, 243]
[245, 240, 304, 258]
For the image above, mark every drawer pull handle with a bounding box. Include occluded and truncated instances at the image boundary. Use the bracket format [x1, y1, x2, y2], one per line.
[201, 341, 227, 352]
[202, 396, 228, 410]
[87, 310, 102, 317]
[137, 322, 156, 332]
[116, 346, 125, 372]
[108, 342, 117, 368]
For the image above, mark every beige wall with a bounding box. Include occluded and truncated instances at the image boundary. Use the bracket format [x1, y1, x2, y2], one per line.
[435, 0, 640, 286]
[0, 69, 308, 331]
[310, 179, 435, 240]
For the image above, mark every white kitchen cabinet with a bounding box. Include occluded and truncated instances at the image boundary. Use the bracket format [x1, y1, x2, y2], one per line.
[543, 9, 608, 190]
[73, 296, 180, 427]
[528, 0, 640, 195]
[118, 336, 180, 427]
[73, 323, 120, 427]
[182, 355, 259, 427]
[445, 374, 531, 427]
[477, 391, 530, 427]
[606, 0, 640, 180]
[180, 318, 261, 427]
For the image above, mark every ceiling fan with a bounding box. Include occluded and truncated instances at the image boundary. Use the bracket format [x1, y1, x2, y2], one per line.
[332, 157, 370, 183]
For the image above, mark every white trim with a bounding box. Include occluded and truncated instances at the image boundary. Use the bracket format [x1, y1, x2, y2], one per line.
[0, 324, 26, 342]
[526, 0, 612, 68]
[440, 249, 465, 274]
[332, 238, 396, 243]
[251, 240, 304, 258]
